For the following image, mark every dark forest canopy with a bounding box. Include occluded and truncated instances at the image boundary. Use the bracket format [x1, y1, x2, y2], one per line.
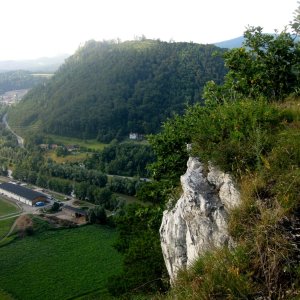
[8, 39, 227, 142]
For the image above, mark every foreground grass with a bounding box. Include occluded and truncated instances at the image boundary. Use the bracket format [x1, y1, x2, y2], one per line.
[0, 225, 122, 300]
[0, 289, 14, 300]
[0, 198, 20, 217]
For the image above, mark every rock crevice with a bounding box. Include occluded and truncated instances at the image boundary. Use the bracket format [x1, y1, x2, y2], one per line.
[160, 157, 240, 282]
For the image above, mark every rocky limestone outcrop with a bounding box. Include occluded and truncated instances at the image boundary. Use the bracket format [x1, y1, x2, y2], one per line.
[160, 157, 240, 282]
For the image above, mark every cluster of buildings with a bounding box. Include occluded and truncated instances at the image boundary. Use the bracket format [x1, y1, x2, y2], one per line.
[0, 89, 29, 106]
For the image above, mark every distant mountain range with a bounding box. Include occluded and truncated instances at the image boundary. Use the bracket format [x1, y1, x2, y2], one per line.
[0, 33, 296, 73]
[0, 54, 70, 73]
[214, 34, 299, 49]
[214, 36, 244, 49]
[0, 38, 243, 73]
[0, 38, 241, 73]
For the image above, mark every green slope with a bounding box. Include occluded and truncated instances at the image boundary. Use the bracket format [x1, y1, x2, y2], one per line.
[8, 39, 227, 142]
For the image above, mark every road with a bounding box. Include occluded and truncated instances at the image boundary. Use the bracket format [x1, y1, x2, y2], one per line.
[2, 113, 24, 148]
[0, 194, 43, 219]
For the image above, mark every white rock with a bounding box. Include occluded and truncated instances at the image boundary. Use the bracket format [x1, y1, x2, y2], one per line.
[160, 157, 240, 282]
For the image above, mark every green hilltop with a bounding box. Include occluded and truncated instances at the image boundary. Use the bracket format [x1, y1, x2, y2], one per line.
[7, 39, 227, 142]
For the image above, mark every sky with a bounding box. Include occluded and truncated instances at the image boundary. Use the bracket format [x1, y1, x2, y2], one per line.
[0, 0, 298, 60]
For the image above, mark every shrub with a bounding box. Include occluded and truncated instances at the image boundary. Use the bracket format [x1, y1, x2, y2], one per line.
[87, 206, 107, 225]
[150, 99, 283, 180]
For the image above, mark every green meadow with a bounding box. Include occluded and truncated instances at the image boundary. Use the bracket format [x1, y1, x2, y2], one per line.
[0, 217, 17, 239]
[45, 150, 90, 164]
[0, 225, 122, 300]
[47, 134, 107, 151]
[0, 198, 20, 217]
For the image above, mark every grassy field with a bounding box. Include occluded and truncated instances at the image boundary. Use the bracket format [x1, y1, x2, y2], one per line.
[0, 225, 122, 300]
[115, 193, 139, 204]
[45, 150, 90, 163]
[114, 193, 152, 207]
[0, 198, 20, 217]
[0, 217, 17, 239]
[47, 134, 107, 151]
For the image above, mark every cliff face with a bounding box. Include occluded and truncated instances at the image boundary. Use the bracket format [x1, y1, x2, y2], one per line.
[160, 157, 240, 282]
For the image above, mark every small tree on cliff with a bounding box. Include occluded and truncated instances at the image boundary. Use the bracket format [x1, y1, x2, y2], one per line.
[291, 1, 300, 33]
[204, 26, 300, 103]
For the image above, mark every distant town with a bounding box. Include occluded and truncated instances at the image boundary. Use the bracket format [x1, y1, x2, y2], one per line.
[0, 89, 29, 105]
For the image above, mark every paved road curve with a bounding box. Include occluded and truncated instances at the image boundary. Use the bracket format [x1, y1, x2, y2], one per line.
[2, 113, 24, 148]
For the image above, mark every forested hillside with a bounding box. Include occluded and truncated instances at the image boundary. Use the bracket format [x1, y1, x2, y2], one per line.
[8, 39, 227, 142]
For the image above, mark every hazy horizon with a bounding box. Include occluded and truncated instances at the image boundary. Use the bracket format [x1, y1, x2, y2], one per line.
[0, 0, 297, 61]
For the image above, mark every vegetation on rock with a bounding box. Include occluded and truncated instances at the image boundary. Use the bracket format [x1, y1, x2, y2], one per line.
[148, 21, 300, 300]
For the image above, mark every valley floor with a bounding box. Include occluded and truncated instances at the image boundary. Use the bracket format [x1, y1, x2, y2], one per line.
[0, 224, 122, 300]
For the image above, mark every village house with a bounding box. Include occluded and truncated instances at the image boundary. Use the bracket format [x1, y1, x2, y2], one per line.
[39, 144, 49, 150]
[129, 132, 144, 140]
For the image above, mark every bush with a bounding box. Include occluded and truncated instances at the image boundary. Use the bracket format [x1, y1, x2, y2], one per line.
[50, 202, 60, 212]
[87, 206, 107, 225]
[150, 99, 283, 180]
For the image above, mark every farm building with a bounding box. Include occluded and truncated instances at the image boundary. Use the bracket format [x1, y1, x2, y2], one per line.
[0, 182, 47, 206]
[63, 205, 87, 218]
